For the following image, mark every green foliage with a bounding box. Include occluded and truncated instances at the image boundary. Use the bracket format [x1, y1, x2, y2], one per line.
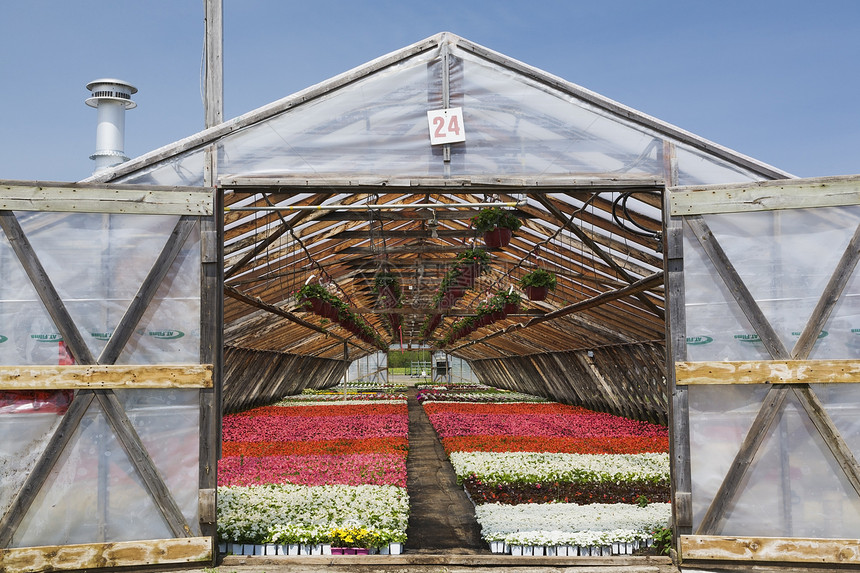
[471, 207, 522, 233]
[652, 526, 673, 555]
[519, 268, 557, 290]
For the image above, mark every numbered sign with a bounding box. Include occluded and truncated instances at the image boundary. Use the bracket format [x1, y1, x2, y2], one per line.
[427, 107, 466, 145]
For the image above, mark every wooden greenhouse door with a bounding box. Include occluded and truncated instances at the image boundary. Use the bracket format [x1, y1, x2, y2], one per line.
[0, 182, 220, 572]
[666, 175, 860, 568]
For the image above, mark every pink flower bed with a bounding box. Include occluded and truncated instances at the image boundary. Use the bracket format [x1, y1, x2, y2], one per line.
[219, 453, 406, 487]
[222, 413, 408, 442]
[219, 400, 408, 488]
[427, 411, 665, 439]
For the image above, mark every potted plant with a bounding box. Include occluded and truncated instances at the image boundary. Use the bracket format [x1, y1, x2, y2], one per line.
[453, 247, 490, 287]
[297, 283, 332, 316]
[472, 207, 522, 248]
[519, 268, 556, 301]
[497, 289, 522, 315]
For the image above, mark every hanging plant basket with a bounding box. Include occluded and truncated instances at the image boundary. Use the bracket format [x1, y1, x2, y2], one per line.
[503, 302, 520, 315]
[471, 207, 521, 248]
[524, 285, 549, 301]
[519, 269, 556, 301]
[483, 227, 513, 248]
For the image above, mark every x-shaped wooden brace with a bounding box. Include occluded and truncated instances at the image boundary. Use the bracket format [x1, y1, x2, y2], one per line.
[686, 215, 860, 534]
[0, 212, 198, 546]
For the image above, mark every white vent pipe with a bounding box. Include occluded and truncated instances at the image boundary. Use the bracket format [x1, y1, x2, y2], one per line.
[85, 78, 137, 174]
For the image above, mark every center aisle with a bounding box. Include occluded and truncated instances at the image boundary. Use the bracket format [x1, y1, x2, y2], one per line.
[404, 385, 487, 553]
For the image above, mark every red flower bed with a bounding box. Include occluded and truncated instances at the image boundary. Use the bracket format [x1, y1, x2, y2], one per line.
[222, 436, 409, 457]
[423, 402, 592, 416]
[427, 412, 665, 439]
[222, 413, 407, 442]
[219, 400, 408, 488]
[219, 453, 406, 487]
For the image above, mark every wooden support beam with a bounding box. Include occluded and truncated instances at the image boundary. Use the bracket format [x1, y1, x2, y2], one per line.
[0, 365, 214, 389]
[681, 534, 860, 564]
[0, 180, 213, 215]
[449, 271, 663, 351]
[531, 194, 665, 320]
[670, 174, 860, 216]
[675, 360, 860, 385]
[0, 537, 212, 572]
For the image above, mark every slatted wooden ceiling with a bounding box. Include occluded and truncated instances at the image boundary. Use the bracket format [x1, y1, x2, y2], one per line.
[220, 176, 666, 362]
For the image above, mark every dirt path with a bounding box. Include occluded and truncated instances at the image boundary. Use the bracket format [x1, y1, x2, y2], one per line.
[404, 385, 487, 553]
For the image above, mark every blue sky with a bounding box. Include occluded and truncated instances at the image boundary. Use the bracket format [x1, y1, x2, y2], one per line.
[1, 0, 858, 182]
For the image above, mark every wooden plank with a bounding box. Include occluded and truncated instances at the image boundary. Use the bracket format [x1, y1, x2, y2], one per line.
[0, 181, 213, 215]
[681, 534, 860, 563]
[676, 360, 860, 385]
[0, 364, 213, 389]
[0, 537, 212, 572]
[220, 174, 665, 190]
[685, 216, 789, 360]
[669, 174, 860, 216]
[664, 175, 693, 533]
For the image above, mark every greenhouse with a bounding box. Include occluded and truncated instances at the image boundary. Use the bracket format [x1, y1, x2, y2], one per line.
[2, 30, 860, 573]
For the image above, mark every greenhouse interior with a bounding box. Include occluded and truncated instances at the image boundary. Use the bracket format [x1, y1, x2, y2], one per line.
[3, 30, 860, 573]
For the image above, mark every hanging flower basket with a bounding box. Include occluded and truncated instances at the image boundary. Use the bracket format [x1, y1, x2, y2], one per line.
[520, 269, 557, 301]
[524, 285, 549, 301]
[471, 207, 521, 249]
[483, 227, 513, 248]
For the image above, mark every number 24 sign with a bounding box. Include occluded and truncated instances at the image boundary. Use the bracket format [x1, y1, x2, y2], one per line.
[427, 107, 466, 145]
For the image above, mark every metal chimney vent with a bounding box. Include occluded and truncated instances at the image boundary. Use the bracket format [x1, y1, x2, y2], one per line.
[85, 78, 137, 175]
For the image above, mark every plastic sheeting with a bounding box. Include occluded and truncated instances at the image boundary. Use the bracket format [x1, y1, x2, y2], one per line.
[683, 204, 860, 537]
[116, 42, 766, 188]
[683, 206, 860, 361]
[11, 390, 200, 546]
[689, 384, 860, 537]
[0, 211, 202, 546]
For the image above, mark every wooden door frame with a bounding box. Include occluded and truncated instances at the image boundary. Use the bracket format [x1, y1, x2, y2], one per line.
[0, 181, 220, 571]
[665, 175, 860, 567]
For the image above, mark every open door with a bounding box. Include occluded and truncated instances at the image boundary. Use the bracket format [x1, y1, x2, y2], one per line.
[0, 182, 220, 572]
[666, 175, 860, 569]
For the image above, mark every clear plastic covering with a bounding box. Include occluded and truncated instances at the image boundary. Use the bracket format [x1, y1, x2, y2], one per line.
[0, 212, 200, 365]
[689, 384, 860, 537]
[117, 41, 767, 188]
[683, 203, 860, 537]
[11, 390, 200, 546]
[0, 211, 202, 546]
[684, 206, 860, 361]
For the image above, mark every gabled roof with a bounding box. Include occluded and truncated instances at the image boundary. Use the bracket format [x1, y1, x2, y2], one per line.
[86, 32, 794, 362]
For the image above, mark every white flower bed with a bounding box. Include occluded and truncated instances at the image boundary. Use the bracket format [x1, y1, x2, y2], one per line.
[449, 451, 669, 484]
[217, 483, 409, 544]
[476, 502, 670, 554]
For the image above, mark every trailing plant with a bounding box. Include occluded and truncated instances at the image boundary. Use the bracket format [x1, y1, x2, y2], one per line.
[471, 207, 522, 233]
